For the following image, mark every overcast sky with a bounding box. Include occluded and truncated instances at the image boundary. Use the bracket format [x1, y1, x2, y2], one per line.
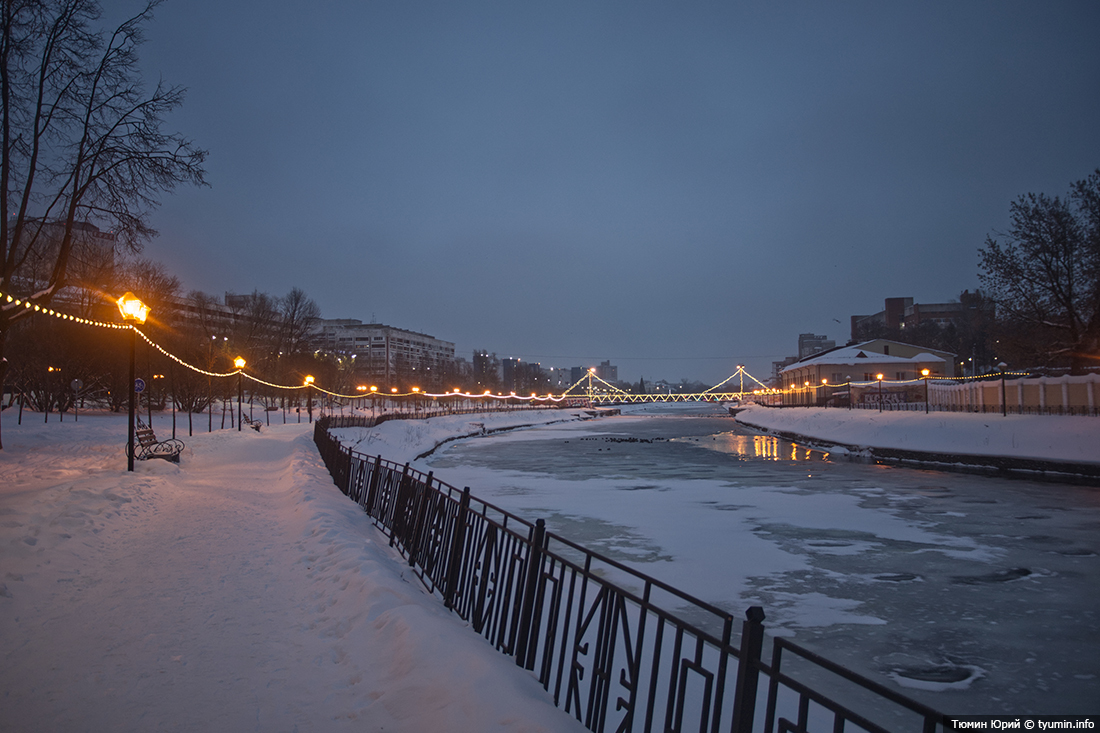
[131, 0, 1100, 384]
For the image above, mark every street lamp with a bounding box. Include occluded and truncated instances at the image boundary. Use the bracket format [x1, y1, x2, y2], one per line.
[876, 373, 884, 413]
[234, 357, 246, 431]
[998, 362, 1008, 417]
[305, 375, 315, 422]
[921, 368, 930, 414]
[846, 376, 853, 410]
[117, 292, 148, 472]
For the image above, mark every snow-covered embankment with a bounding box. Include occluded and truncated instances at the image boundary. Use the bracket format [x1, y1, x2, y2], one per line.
[734, 405, 1100, 476]
[0, 411, 594, 733]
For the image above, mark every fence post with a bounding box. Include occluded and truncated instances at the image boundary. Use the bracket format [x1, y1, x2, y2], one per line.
[444, 487, 471, 611]
[343, 447, 353, 496]
[731, 606, 766, 733]
[407, 471, 433, 567]
[364, 455, 382, 514]
[390, 463, 411, 548]
[514, 518, 546, 669]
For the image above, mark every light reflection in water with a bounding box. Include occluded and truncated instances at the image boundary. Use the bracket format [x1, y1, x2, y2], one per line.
[690, 432, 830, 461]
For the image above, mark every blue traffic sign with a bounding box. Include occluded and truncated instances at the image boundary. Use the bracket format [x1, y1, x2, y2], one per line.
[134, 378, 146, 393]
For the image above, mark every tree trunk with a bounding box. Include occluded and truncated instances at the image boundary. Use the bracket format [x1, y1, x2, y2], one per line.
[0, 334, 8, 450]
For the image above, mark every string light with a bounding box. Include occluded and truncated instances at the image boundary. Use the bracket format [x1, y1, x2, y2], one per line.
[1, 287, 1037, 403]
[1, 289, 128, 329]
[132, 328, 241, 377]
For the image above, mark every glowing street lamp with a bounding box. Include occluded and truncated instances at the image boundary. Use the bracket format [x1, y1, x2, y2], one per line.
[876, 373, 884, 413]
[234, 357, 246, 431]
[921, 368, 931, 414]
[117, 293, 149, 472]
[305, 375, 315, 423]
[116, 292, 149, 325]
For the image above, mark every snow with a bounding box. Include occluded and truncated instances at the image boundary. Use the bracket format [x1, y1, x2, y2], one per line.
[733, 405, 1100, 466]
[0, 411, 590, 733]
[408, 403, 1099, 714]
[329, 407, 602, 464]
[4, 402, 1097, 723]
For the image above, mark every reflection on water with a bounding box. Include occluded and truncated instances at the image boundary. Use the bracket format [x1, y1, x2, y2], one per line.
[676, 432, 830, 461]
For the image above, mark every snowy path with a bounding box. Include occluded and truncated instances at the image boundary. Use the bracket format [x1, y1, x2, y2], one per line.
[0, 416, 586, 733]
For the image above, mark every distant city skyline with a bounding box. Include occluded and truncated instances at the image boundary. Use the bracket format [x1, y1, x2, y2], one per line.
[127, 0, 1100, 383]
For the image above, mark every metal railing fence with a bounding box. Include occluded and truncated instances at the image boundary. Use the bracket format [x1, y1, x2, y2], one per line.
[313, 416, 949, 733]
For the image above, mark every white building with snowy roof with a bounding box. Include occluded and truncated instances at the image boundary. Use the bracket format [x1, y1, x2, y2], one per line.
[778, 339, 955, 405]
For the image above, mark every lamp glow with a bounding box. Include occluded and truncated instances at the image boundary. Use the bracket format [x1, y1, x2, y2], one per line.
[116, 292, 149, 324]
[234, 357, 246, 369]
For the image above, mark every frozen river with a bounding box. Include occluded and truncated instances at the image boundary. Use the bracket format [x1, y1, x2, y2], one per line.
[424, 403, 1099, 716]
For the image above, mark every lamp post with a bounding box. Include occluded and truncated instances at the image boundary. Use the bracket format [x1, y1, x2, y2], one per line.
[876, 373, 884, 413]
[847, 376, 853, 410]
[305, 375, 315, 422]
[921, 368, 931, 414]
[234, 357, 246, 431]
[117, 292, 149, 472]
[998, 362, 1008, 417]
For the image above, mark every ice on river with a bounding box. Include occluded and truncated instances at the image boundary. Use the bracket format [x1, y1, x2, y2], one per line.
[417, 403, 1100, 715]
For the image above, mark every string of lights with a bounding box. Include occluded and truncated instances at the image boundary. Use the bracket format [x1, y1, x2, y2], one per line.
[3, 288, 1036, 401]
[132, 327, 241, 378]
[241, 373, 309, 391]
[2, 290, 129, 330]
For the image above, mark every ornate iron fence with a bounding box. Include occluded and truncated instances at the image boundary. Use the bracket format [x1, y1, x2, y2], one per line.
[314, 417, 950, 732]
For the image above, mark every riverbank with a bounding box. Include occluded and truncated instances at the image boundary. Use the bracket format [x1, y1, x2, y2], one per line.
[329, 406, 616, 464]
[734, 405, 1100, 479]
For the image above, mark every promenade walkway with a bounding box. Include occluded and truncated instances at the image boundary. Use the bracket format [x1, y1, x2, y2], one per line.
[0, 414, 585, 733]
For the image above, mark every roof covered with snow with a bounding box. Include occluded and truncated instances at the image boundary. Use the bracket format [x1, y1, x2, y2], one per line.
[781, 342, 946, 373]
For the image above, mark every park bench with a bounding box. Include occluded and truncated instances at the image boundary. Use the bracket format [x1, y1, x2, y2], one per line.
[129, 417, 185, 463]
[241, 414, 262, 431]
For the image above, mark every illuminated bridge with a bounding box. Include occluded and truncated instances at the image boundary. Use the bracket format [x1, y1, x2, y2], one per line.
[561, 365, 772, 406]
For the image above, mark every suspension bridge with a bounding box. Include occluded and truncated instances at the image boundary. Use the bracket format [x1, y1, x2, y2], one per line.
[560, 365, 771, 405]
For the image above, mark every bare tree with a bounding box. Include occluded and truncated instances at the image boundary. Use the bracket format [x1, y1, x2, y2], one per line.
[116, 257, 181, 324]
[277, 287, 320, 355]
[978, 170, 1100, 373]
[1, 0, 206, 446]
[228, 290, 280, 358]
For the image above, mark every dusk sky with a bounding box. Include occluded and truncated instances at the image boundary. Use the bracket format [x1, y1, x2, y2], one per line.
[131, 1, 1100, 385]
